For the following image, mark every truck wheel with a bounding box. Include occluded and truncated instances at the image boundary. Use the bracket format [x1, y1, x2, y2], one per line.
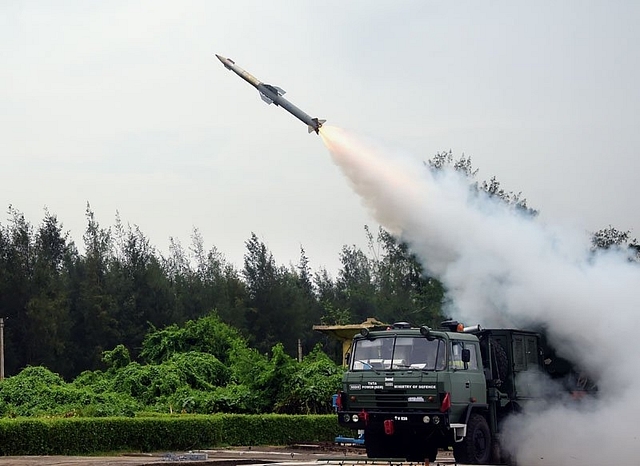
[365, 429, 401, 458]
[364, 429, 384, 458]
[426, 445, 438, 462]
[405, 443, 437, 463]
[453, 414, 492, 464]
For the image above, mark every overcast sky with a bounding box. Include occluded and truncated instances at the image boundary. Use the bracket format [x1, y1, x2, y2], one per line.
[2, 1, 639, 275]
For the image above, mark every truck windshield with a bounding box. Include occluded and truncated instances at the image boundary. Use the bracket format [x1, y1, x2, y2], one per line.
[351, 336, 446, 371]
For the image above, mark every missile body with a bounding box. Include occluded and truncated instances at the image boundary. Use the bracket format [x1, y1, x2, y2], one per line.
[216, 54, 325, 134]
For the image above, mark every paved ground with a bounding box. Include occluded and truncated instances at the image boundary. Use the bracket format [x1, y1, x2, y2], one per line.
[0, 446, 461, 465]
[0, 446, 356, 466]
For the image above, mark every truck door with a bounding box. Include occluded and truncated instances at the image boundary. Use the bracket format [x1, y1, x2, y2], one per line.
[513, 334, 539, 398]
[449, 340, 486, 421]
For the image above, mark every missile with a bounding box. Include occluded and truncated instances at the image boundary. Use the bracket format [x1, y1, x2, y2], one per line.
[215, 54, 326, 134]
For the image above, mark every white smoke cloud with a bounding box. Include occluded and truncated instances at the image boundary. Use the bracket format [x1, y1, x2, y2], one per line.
[321, 125, 640, 465]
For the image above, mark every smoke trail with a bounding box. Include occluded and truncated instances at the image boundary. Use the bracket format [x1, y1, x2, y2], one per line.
[320, 125, 640, 465]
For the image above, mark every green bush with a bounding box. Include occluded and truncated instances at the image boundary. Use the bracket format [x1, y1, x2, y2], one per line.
[140, 314, 245, 365]
[161, 384, 262, 414]
[276, 345, 344, 414]
[0, 367, 140, 417]
[0, 415, 345, 455]
[0, 316, 345, 417]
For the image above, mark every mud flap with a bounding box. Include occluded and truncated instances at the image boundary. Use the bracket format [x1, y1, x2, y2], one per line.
[383, 419, 395, 435]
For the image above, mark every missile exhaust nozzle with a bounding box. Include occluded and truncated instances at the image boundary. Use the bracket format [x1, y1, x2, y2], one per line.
[309, 118, 326, 134]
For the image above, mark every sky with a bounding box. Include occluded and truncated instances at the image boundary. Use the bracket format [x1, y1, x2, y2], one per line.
[2, 1, 639, 275]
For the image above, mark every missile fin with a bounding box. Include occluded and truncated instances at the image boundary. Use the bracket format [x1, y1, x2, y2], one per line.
[263, 84, 286, 96]
[259, 92, 273, 104]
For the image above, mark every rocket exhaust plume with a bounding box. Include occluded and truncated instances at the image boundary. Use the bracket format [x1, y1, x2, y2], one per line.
[320, 125, 640, 465]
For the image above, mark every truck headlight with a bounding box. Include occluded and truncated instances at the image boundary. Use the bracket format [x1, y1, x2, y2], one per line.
[432, 415, 440, 425]
[352, 414, 359, 422]
[343, 414, 351, 422]
[422, 415, 430, 424]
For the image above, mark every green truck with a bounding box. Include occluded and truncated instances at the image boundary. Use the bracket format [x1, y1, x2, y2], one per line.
[335, 321, 590, 464]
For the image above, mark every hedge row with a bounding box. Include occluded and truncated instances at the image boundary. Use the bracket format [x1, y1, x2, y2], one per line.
[0, 414, 345, 455]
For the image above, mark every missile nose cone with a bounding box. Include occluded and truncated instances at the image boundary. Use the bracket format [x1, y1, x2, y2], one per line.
[216, 54, 235, 70]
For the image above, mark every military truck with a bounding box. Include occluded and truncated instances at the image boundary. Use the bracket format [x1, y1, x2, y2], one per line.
[334, 321, 588, 464]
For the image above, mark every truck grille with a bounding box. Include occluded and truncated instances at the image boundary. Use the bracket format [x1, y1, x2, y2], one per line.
[372, 389, 408, 408]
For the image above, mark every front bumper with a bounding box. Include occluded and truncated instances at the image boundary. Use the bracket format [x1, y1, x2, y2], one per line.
[338, 410, 450, 431]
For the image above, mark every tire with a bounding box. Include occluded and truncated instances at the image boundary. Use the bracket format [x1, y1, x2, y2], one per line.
[364, 428, 384, 458]
[426, 444, 438, 462]
[405, 442, 438, 463]
[453, 414, 492, 464]
[364, 428, 402, 458]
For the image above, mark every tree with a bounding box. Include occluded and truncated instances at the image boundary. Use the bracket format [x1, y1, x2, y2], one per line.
[0, 207, 36, 375]
[242, 233, 309, 356]
[67, 205, 119, 371]
[368, 227, 443, 327]
[428, 150, 537, 215]
[24, 211, 74, 375]
[592, 226, 640, 261]
[188, 229, 248, 329]
[335, 242, 376, 322]
[327, 226, 444, 329]
[110, 223, 176, 355]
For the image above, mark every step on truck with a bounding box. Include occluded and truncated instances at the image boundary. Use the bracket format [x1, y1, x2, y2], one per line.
[335, 321, 592, 464]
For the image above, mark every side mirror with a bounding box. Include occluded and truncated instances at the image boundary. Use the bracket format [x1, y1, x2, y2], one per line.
[462, 348, 471, 364]
[345, 352, 351, 366]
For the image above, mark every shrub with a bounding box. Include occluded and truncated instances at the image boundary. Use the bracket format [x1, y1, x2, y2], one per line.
[0, 415, 345, 455]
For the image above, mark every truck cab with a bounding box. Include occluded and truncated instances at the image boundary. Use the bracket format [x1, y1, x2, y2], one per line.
[336, 322, 545, 464]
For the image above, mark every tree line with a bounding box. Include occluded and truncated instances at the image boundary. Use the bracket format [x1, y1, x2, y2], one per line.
[2, 152, 635, 381]
[0, 204, 444, 380]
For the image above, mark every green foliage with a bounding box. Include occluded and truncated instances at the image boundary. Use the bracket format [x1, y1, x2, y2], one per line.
[101, 351, 230, 407]
[0, 204, 452, 417]
[162, 384, 261, 414]
[140, 314, 244, 365]
[330, 226, 445, 329]
[0, 203, 446, 378]
[168, 352, 230, 389]
[0, 366, 139, 417]
[109, 362, 183, 405]
[102, 344, 131, 369]
[275, 345, 344, 414]
[0, 414, 345, 455]
[319, 303, 352, 325]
